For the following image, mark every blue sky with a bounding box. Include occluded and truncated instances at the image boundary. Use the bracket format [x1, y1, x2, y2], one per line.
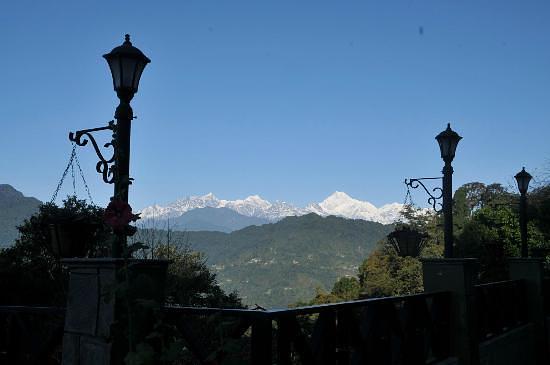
[1, 0, 549, 209]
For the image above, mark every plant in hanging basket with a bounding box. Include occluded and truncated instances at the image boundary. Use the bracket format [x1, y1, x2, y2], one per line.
[45, 196, 107, 258]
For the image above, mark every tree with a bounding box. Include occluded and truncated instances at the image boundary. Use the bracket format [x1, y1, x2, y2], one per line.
[456, 204, 545, 281]
[358, 243, 425, 298]
[529, 185, 550, 245]
[331, 276, 361, 301]
[0, 196, 108, 305]
[153, 243, 242, 308]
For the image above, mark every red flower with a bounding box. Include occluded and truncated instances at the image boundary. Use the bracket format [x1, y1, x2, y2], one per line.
[104, 199, 138, 234]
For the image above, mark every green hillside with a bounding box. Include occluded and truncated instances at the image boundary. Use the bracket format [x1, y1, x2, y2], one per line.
[167, 207, 269, 232]
[0, 185, 41, 247]
[164, 214, 392, 307]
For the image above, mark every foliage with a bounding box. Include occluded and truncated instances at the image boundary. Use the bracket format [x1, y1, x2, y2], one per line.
[146, 213, 393, 307]
[296, 276, 362, 306]
[358, 244, 425, 298]
[453, 182, 515, 235]
[0, 196, 108, 305]
[399, 205, 443, 248]
[153, 243, 242, 308]
[456, 204, 544, 281]
[528, 185, 550, 245]
[331, 276, 361, 301]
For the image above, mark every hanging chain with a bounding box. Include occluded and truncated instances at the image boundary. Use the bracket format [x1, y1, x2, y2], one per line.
[71, 157, 76, 196]
[74, 151, 95, 205]
[51, 144, 95, 205]
[403, 185, 415, 207]
[51, 145, 77, 203]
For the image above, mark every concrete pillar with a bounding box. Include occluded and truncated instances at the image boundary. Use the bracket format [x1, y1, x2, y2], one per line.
[508, 258, 548, 364]
[61, 258, 168, 365]
[422, 258, 479, 365]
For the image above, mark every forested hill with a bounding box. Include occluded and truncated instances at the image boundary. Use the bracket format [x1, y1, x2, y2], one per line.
[154, 214, 393, 307]
[0, 185, 41, 247]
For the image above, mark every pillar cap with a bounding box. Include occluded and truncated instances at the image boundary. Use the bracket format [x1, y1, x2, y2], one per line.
[508, 257, 545, 263]
[421, 258, 479, 265]
[61, 258, 170, 269]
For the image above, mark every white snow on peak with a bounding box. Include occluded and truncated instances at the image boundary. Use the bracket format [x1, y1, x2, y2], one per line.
[139, 191, 404, 224]
[201, 192, 217, 200]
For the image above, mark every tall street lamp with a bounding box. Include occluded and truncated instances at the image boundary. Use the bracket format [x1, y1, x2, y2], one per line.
[103, 34, 151, 205]
[69, 35, 150, 257]
[515, 167, 532, 258]
[103, 34, 150, 257]
[435, 123, 462, 258]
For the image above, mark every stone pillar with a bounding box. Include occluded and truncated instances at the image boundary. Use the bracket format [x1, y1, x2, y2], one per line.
[422, 258, 479, 365]
[508, 258, 548, 364]
[61, 258, 169, 365]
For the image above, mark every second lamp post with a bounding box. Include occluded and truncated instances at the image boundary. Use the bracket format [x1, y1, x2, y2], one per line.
[436, 123, 462, 258]
[515, 167, 532, 258]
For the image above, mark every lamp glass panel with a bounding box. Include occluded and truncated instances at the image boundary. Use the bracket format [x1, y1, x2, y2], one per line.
[516, 175, 531, 193]
[107, 57, 122, 90]
[449, 139, 459, 158]
[132, 61, 147, 90]
[437, 138, 450, 158]
[121, 57, 138, 90]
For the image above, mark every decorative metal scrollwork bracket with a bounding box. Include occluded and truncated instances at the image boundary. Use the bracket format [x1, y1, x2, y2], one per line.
[404, 177, 443, 212]
[69, 121, 117, 184]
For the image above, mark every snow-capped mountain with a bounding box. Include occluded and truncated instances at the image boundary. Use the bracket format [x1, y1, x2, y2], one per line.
[140, 191, 404, 225]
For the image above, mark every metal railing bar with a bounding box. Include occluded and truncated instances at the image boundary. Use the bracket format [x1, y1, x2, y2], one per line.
[163, 291, 450, 318]
[0, 306, 66, 315]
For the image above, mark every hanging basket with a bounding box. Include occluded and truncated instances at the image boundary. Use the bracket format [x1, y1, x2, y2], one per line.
[49, 222, 99, 258]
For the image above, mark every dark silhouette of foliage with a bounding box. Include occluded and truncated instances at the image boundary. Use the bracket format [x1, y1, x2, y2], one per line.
[0, 196, 108, 305]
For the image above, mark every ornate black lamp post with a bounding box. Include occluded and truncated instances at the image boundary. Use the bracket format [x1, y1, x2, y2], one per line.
[435, 123, 462, 258]
[103, 34, 151, 204]
[515, 167, 532, 257]
[69, 34, 150, 257]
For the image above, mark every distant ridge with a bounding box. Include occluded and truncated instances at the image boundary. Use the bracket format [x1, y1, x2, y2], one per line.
[0, 184, 41, 246]
[140, 191, 403, 226]
[149, 207, 269, 233]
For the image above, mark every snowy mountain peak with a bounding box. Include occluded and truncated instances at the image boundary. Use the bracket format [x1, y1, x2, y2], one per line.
[201, 192, 217, 200]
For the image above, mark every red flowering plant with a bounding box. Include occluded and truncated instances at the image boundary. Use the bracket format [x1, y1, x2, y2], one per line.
[104, 199, 140, 235]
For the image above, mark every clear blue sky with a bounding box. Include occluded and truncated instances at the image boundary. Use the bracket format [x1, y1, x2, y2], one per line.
[1, 0, 549, 209]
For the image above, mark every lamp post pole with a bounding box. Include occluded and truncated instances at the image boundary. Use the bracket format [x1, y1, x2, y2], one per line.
[519, 192, 528, 258]
[113, 99, 133, 204]
[111, 99, 133, 257]
[515, 167, 532, 258]
[442, 160, 454, 258]
[436, 123, 462, 258]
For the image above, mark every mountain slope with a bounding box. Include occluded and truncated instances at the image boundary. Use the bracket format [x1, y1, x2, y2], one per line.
[164, 214, 392, 307]
[161, 207, 269, 233]
[0, 185, 41, 246]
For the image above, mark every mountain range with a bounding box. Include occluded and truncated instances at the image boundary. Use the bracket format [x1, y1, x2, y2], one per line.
[140, 192, 404, 228]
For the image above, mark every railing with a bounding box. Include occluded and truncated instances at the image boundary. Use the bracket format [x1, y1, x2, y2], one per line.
[475, 279, 528, 342]
[164, 291, 451, 365]
[0, 306, 65, 365]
